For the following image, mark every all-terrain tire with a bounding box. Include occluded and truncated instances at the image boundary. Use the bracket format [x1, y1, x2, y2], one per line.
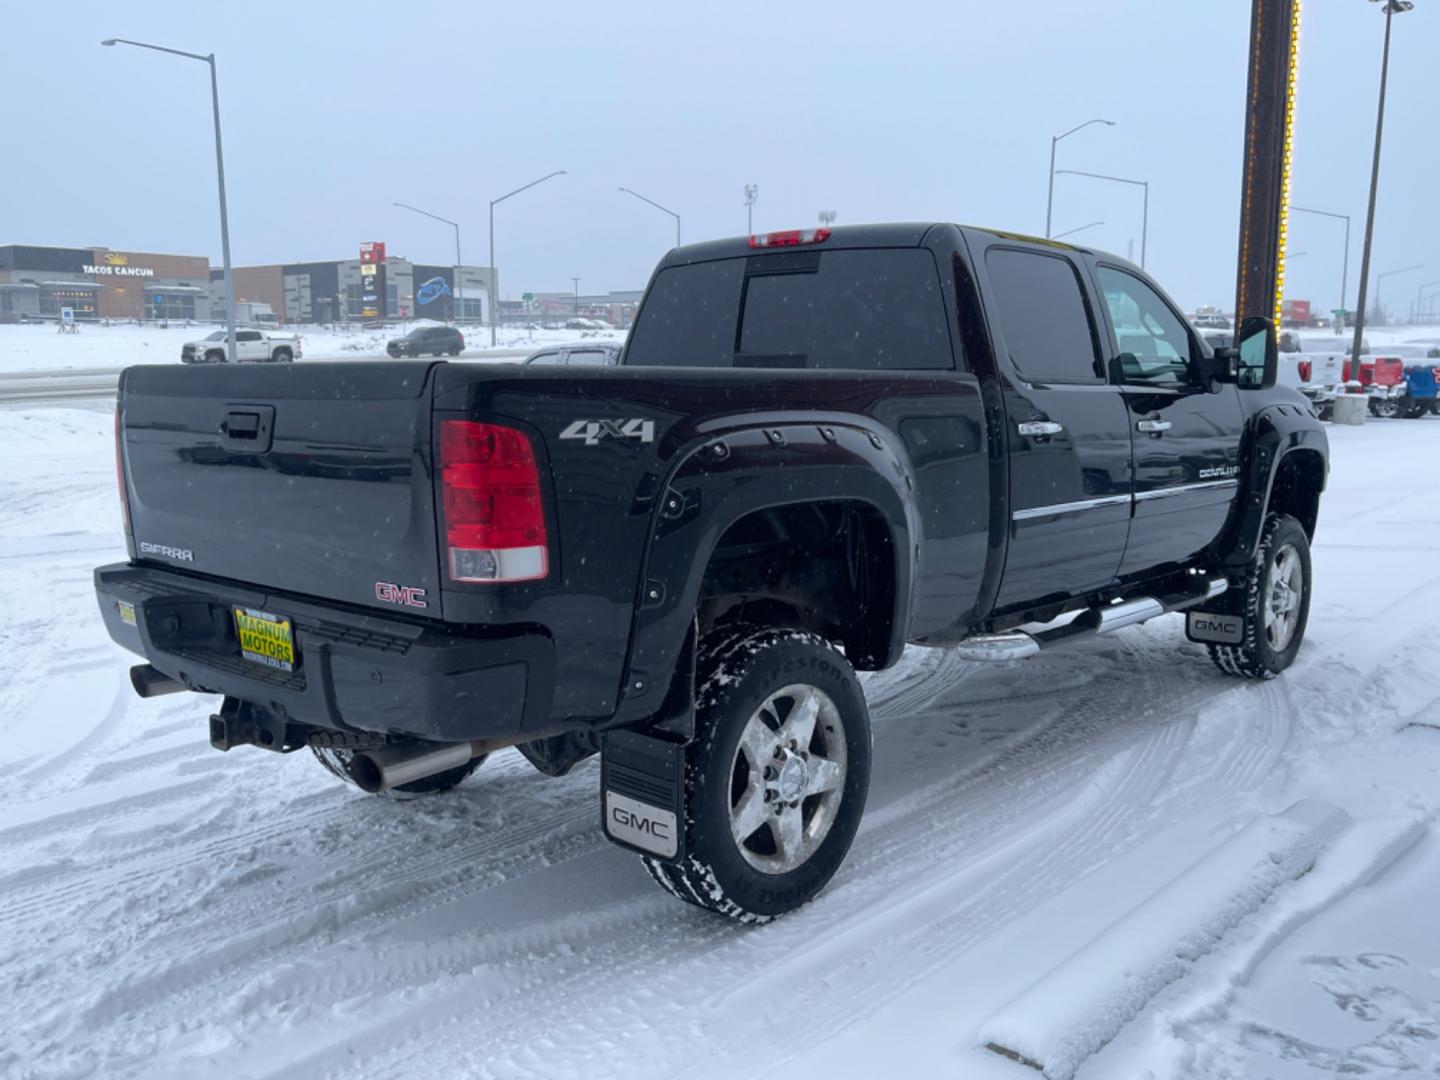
[640, 625, 871, 923]
[1209, 513, 1312, 679]
[311, 745, 487, 799]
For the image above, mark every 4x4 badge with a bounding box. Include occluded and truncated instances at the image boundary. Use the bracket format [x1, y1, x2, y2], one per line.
[560, 418, 655, 447]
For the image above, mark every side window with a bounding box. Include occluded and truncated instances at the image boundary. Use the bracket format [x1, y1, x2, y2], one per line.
[1098, 267, 1197, 384]
[237, 330, 261, 343]
[567, 349, 610, 366]
[983, 248, 1101, 382]
[528, 351, 563, 366]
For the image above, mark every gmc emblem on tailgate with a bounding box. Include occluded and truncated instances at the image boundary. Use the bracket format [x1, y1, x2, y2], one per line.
[375, 581, 428, 609]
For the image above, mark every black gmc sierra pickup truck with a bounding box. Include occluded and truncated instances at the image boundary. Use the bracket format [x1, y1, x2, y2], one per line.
[97, 223, 1328, 922]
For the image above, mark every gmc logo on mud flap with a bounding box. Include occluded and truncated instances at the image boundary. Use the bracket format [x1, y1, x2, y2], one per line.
[560, 418, 655, 447]
[375, 581, 428, 609]
[606, 791, 677, 858]
[1187, 611, 1243, 645]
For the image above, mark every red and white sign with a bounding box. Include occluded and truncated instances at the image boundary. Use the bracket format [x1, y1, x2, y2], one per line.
[359, 242, 387, 265]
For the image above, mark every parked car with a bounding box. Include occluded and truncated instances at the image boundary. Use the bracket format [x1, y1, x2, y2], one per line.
[387, 325, 464, 358]
[99, 223, 1325, 923]
[1371, 345, 1440, 418]
[180, 328, 302, 364]
[522, 343, 622, 367]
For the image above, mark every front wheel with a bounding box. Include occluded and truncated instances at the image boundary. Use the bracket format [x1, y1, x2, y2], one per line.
[641, 626, 871, 923]
[1370, 397, 1400, 419]
[1209, 513, 1312, 679]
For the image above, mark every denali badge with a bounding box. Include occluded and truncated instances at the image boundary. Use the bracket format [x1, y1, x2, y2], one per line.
[139, 541, 194, 562]
[605, 790, 677, 858]
[1186, 611, 1244, 645]
[375, 581, 428, 609]
[560, 418, 656, 447]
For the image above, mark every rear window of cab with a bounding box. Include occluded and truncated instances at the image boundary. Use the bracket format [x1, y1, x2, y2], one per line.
[625, 249, 953, 371]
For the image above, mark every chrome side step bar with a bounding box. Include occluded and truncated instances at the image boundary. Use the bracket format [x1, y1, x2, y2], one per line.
[954, 578, 1227, 663]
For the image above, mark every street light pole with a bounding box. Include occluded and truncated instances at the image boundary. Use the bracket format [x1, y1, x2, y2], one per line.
[1292, 205, 1353, 313]
[488, 170, 566, 347]
[1045, 118, 1115, 239]
[1054, 169, 1150, 268]
[1417, 279, 1440, 322]
[618, 187, 681, 248]
[103, 37, 236, 363]
[572, 277, 581, 315]
[393, 202, 463, 323]
[1349, 1, 1414, 374]
[1374, 264, 1424, 324]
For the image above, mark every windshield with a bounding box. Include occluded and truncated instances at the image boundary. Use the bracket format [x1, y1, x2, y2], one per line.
[204, 331, 225, 341]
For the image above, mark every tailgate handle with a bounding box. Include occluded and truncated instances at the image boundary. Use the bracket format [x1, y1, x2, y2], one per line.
[220, 405, 275, 453]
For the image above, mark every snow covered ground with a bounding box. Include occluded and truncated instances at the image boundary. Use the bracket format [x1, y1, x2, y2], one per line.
[1, 404, 1438, 1079]
[0, 322, 625, 374]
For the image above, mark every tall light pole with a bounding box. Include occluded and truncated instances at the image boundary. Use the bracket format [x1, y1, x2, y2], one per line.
[489, 170, 566, 347]
[1349, 1, 1415, 373]
[1417, 279, 1440, 321]
[394, 202, 462, 324]
[1045, 118, 1115, 239]
[102, 37, 236, 363]
[1292, 205, 1352, 313]
[744, 184, 758, 234]
[1374, 263, 1423, 324]
[1052, 220, 1105, 241]
[618, 187, 681, 248]
[1055, 169, 1149, 268]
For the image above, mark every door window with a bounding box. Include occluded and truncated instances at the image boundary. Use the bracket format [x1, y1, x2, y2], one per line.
[236, 330, 261, 343]
[567, 349, 611, 366]
[984, 249, 1102, 382]
[1098, 267, 1196, 384]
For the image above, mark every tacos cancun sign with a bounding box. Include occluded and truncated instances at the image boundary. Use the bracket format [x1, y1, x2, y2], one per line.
[82, 263, 155, 277]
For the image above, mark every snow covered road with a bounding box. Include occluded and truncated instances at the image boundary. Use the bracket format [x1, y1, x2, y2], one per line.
[2, 406, 1438, 1079]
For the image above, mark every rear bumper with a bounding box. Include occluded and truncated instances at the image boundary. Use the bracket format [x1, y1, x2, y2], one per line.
[94, 563, 555, 742]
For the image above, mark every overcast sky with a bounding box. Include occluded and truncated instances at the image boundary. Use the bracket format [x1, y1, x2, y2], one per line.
[4, 1, 1435, 314]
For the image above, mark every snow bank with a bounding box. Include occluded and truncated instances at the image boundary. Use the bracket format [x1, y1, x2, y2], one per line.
[979, 800, 1351, 1079]
[0, 322, 625, 373]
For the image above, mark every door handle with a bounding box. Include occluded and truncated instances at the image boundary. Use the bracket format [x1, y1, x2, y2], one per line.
[1017, 421, 1064, 437]
[1136, 419, 1172, 435]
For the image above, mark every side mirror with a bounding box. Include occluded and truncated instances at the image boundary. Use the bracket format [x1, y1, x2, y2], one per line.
[1210, 345, 1241, 384]
[1236, 315, 1277, 390]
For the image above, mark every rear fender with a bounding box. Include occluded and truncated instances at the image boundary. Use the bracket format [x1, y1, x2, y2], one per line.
[1222, 404, 1328, 570]
[610, 421, 916, 728]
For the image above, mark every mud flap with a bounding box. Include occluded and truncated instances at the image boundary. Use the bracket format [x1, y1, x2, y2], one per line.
[601, 730, 686, 863]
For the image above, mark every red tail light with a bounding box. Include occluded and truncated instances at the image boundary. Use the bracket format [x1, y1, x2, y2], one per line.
[1297, 360, 1312, 382]
[440, 420, 548, 583]
[115, 406, 131, 534]
[748, 228, 831, 249]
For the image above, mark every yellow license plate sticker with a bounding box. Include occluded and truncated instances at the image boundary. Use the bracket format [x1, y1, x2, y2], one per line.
[233, 607, 296, 672]
[117, 600, 137, 627]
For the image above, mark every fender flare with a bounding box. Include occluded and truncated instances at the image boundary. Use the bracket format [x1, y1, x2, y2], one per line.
[1222, 404, 1328, 571]
[608, 419, 918, 728]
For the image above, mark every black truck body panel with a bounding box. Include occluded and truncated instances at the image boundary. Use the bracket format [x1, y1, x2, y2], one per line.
[100, 222, 1328, 746]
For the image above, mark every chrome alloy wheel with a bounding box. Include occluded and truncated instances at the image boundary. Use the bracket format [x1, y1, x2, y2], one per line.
[727, 683, 847, 875]
[1264, 542, 1304, 652]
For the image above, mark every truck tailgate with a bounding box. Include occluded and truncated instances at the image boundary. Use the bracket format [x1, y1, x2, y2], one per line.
[119, 362, 442, 616]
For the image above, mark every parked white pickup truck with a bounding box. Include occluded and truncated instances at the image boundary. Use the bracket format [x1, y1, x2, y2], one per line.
[180, 329, 302, 364]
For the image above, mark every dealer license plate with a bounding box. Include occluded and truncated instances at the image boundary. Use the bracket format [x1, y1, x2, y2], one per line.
[233, 607, 296, 672]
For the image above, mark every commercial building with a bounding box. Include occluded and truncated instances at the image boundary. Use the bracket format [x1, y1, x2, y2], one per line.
[0, 244, 211, 322]
[221, 258, 496, 325]
[0, 243, 498, 327]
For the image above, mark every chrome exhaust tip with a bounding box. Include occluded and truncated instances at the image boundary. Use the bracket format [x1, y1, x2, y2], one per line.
[347, 741, 480, 794]
[130, 663, 186, 698]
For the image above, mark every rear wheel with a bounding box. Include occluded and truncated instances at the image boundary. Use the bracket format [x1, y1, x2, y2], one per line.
[641, 626, 871, 923]
[272, 348, 293, 363]
[1209, 513, 1312, 679]
[1402, 399, 1429, 419]
[311, 745, 487, 798]
[1370, 397, 1400, 419]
